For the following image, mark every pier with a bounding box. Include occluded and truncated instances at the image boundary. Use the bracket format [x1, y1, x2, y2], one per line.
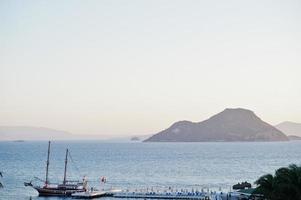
[112, 190, 213, 200]
[113, 193, 211, 200]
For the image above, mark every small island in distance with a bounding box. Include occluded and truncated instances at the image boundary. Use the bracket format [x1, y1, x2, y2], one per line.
[130, 136, 141, 141]
[144, 108, 289, 142]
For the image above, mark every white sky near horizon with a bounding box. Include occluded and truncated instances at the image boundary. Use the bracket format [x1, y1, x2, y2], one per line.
[0, 0, 301, 137]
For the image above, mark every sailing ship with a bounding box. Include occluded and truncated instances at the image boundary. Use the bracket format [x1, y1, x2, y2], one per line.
[25, 141, 87, 196]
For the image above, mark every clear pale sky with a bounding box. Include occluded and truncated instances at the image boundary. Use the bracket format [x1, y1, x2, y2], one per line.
[1, 0, 300, 136]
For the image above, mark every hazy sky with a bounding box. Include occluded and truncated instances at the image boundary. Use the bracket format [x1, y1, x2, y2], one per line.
[1, 0, 300, 136]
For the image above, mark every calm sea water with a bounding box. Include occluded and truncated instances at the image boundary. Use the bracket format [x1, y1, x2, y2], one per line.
[0, 141, 301, 199]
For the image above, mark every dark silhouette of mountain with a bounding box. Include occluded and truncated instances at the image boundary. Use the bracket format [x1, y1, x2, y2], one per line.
[144, 108, 288, 142]
[275, 121, 301, 137]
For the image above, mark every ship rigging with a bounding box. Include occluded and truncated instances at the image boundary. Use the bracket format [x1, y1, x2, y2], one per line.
[24, 141, 87, 196]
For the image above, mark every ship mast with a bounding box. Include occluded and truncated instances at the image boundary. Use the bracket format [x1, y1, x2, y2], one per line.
[45, 141, 51, 185]
[63, 148, 68, 185]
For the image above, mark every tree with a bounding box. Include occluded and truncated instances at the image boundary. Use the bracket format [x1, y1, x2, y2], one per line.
[0, 171, 3, 188]
[254, 164, 301, 200]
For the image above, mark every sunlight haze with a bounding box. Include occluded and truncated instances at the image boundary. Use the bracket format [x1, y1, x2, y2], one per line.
[1, 0, 300, 137]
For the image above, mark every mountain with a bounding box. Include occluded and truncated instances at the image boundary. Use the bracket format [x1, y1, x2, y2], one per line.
[0, 126, 76, 141]
[0, 126, 143, 141]
[275, 121, 301, 137]
[0, 126, 113, 141]
[144, 108, 288, 142]
[287, 135, 301, 140]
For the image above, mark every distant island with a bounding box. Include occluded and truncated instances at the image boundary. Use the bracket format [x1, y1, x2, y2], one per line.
[131, 136, 141, 141]
[0, 126, 149, 142]
[0, 126, 111, 141]
[287, 135, 301, 140]
[275, 121, 301, 137]
[144, 108, 288, 142]
[0, 126, 74, 141]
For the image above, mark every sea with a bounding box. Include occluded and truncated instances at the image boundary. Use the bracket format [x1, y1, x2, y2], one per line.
[0, 141, 301, 199]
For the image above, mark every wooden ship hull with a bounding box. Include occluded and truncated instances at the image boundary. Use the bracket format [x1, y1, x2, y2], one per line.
[34, 186, 85, 196]
[25, 141, 87, 196]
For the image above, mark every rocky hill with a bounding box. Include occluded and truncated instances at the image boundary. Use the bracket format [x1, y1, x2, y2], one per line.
[144, 108, 288, 142]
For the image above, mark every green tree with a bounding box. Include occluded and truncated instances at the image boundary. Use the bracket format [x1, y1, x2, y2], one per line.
[254, 164, 301, 200]
[0, 171, 3, 188]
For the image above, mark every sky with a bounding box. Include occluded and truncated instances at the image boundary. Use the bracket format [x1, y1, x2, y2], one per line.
[0, 0, 300, 137]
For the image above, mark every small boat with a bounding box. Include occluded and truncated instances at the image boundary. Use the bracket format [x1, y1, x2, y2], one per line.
[72, 189, 121, 199]
[72, 190, 107, 199]
[232, 181, 252, 190]
[25, 141, 87, 196]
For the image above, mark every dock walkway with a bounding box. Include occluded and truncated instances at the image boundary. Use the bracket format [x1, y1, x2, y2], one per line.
[113, 192, 211, 200]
